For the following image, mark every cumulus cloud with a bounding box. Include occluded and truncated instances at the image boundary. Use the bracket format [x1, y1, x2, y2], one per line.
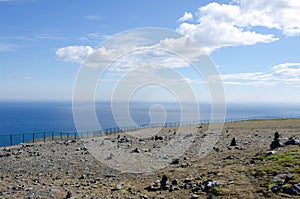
[55, 46, 93, 63]
[177, 12, 193, 23]
[177, 0, 300, 53]
[220, 63, 300, 86]
[178, 21, 276, 53]
[154, 36, 206, 60]
[57, 1, 300, 67]
[92, 38, 200, 70]
[55, 35, 207, 69]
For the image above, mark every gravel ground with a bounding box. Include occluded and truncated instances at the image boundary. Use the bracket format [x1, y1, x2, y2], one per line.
[0, 118, 300, 199]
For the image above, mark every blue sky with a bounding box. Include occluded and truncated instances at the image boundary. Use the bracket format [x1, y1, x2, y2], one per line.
[1, 0, 300, 103]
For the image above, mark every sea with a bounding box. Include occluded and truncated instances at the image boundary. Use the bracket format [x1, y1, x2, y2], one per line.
[0, 101, 300, 146]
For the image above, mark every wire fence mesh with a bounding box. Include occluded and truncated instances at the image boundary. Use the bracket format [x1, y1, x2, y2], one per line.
[0, 115, 296, 147]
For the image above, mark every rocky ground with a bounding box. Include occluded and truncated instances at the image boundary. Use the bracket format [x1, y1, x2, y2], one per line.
[0, 119, 300, 199]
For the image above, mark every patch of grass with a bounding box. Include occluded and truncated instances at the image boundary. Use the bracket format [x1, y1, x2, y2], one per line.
[253, 148, 300, 175]
[222, 160, 239, 166]
[208, 186, 224, 195]
[253, 166, 281, 176]
[250, 147, 300, 195]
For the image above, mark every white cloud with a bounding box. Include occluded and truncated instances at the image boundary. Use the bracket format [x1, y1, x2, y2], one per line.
[1, 70, 34, 80]
[154, 36, 206, 60]
[34, 34, 62, 40]
[238, 0, 300, 36]
[272, 63, 300, 77]
[0, 33, 61, 41]
[177, 0, 300, 53]
[87, 33, 103, 40]
[178, 21, 276, 53]
[85, 15, 100, 20]
[22, 75, 34, 80]
[0, 42, 17, 51]
[177, 12, 193, 23]
[220, 63, 300, 86]
[55, 46, 93, 63]
[55, 35, 207, 69]
[57, 0, 300, 66]
[79, 33, 112, 42]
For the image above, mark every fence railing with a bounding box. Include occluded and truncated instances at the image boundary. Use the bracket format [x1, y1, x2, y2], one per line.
[0, 115, 298, 147]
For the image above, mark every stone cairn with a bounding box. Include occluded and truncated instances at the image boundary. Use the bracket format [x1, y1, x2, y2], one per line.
[270, 132, 283, 149]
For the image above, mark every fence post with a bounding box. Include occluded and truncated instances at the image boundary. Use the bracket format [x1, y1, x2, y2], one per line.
[3, 116, 291, 146]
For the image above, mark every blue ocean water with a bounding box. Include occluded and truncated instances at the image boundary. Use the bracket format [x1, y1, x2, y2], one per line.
[0, 101, 300, 146]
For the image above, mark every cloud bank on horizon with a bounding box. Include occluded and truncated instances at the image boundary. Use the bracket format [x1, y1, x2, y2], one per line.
[221, 63, 300, 86]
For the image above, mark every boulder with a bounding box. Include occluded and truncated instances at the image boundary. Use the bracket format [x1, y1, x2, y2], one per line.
[171, 158, 180, 164]
[203, 180, 222, 192]
[284, 138, 300, 146]
[270, 132, 283, 149]
[154, 135, 164, 141]
[171, 179, 178, 185]
[160, 175, 168, 189]
[271, 185, 281, 193]
[191, 194, 199, 198]
[65, 191, 72, 199]
[114, 183, 122, 190]
[132, 148, 140, 153]
[230, 137, 237, 146]
[271, 174, 286, 184]
[284, 183, 300, 195]
[266, 151, 276, 156]
[285, 174, 294, 183]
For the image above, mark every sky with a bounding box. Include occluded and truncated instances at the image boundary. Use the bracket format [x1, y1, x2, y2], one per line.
[1, 0, 300, 103]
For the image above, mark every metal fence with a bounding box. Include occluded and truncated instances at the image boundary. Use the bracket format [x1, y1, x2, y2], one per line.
[0, 115, 297, 147]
